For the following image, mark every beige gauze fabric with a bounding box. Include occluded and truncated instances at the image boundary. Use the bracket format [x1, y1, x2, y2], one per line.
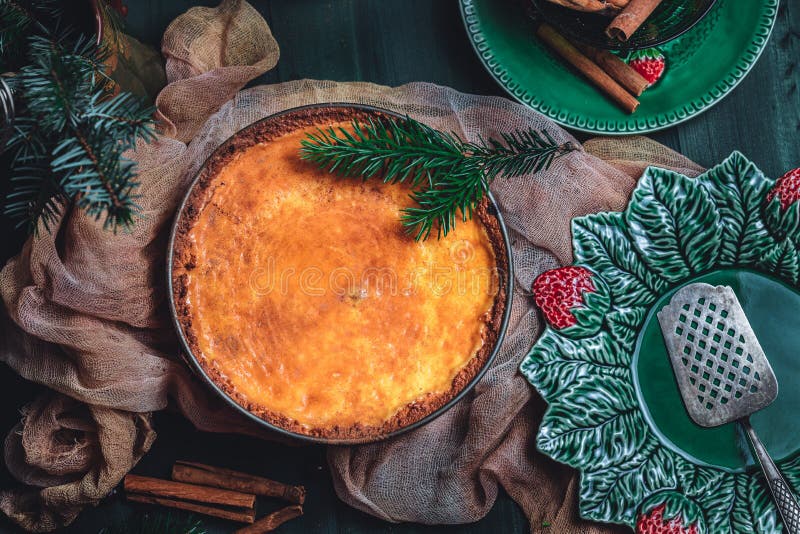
[0, 1, 703, 532]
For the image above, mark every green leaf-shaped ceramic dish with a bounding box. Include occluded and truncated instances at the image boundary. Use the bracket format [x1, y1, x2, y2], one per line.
[459, 0, 778, 134]
[521, 153, 800, 532]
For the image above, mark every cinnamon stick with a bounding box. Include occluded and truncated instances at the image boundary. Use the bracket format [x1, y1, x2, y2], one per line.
[127, 494, 256, 523]
[544, 0, 630, 15]
[572, 41, 650, 96]
[124, 474, 256, 509]
[536, 24, 639, 113]
[172, 461, 306, 504]
[605, 0, 664, 41]
[234, 505, 303, 534]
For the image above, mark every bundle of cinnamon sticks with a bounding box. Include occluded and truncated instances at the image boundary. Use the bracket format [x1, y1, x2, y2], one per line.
[545, 0, 664, 41]
[536, 23, 648, 113]
[124, 461, 305, 533]
[537, 0, 665, 113]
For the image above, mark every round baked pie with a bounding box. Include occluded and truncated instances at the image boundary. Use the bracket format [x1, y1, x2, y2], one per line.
[170, 105, 510, 442]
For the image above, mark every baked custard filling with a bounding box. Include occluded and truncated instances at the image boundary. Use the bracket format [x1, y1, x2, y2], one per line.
[176, 119, 504, 436]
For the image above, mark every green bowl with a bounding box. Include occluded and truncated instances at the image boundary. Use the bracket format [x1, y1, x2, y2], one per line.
[460, 0, 779, 134]
[530, 0, 718, 51]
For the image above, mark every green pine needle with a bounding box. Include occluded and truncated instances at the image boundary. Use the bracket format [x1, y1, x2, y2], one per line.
[4, 160, 65, 233]
[0, 0, 63, 68]
[300, 115, 575, 240]
[98, 512, 206, 534]
[403, 168, 487, 241]
[1, 4, 156, 234]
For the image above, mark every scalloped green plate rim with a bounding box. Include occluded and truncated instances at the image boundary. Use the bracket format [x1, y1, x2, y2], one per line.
[459, 0, 778, 135]
[520, 152, 800, 531]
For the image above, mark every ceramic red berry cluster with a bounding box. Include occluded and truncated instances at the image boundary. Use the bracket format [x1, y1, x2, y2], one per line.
[767, 168, 800, 211]
[628, 48, 667, 86]
[636, 504, 699, 534]
[531, 265, 610, 337]
[532, 266, 596, 329]
[635, 491, 704, 534]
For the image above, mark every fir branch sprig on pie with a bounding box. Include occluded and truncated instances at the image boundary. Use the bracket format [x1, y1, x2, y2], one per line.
[300, 116, 575, 240]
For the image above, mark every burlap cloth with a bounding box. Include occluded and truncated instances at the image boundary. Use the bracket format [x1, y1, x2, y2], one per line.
[0, 1, 704, 532]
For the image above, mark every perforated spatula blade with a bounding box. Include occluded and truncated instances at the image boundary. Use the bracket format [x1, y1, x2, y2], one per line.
[657, 283, 777, 427]
[658, 283, 799, 533]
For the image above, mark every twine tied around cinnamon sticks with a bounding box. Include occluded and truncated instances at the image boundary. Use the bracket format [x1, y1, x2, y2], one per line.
[123, 462, 305, 533]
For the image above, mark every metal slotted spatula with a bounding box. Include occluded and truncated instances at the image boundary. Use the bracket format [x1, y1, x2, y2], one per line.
[658, 283, 800, 533]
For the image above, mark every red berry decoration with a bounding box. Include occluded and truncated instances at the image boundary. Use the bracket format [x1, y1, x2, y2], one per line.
[636, 492, 705, 534]
[628, 48, 667, 86]
[766, 168, 800, 211]
[532, 266, 610, 337]
[533, 266, 595, 329]
[637, 504, 698, 534]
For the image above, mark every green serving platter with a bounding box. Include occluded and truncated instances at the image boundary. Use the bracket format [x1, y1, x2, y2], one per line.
[459, 0, 778, 134]
[521, 153, 800, 532]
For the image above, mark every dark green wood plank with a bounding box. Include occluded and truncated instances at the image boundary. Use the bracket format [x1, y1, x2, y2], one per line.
[126, 0, 219, 46]
[251, 0, 500, 94]
[664, 0, 799, 177]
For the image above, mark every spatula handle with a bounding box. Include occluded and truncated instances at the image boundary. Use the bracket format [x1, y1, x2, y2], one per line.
[742, 418, 800, 533]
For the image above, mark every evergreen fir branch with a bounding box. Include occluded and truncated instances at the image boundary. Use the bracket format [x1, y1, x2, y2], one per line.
[403, 168, 487, 240]
[86, 91, 157, 146]
[98, 512, 206, 534]
[7, 115, 45, 156]
[2, 12, 156, 233]
[301, 116, 468, 187]
[3, 157, 65, 233]
[0, 2, 31, 56]
[467, 128, 565, 178]
[22, 34, 101, 132]
[0, 1, 31, 28]
[0, 0, 63, 65]
[51, 126, 141, 230]
[301, 115, 575, 240]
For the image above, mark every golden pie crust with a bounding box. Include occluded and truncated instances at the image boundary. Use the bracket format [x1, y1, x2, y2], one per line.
[171, 107, 508, 440]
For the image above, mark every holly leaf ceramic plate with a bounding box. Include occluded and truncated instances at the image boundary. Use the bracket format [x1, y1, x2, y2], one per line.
[521, 153, 800, 532]
[459, 0, 778, 134]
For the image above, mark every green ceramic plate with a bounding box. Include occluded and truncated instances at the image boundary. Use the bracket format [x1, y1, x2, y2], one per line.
[520, 153, 800, 532]
[459, 0, 778, 134]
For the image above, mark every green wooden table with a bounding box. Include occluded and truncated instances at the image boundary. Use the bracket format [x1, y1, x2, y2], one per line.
[1, 1, 798, 532]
